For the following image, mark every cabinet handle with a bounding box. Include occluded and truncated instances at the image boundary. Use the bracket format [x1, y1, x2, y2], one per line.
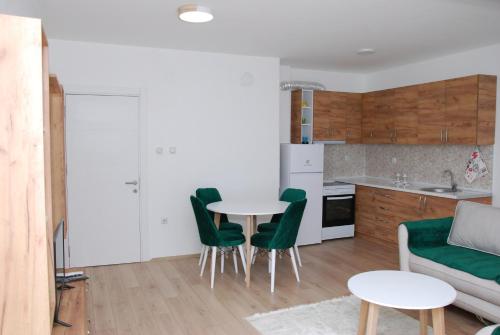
[423, 196, 427, 212]
[370, 130, 374, 137]
[394, 128, 397, 141]
[418, 195, 423, 212]
[440, 129, 443, 143]
[445, 128, 448, 143]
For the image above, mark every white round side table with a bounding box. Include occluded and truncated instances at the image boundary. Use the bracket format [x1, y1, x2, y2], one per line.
[348, 270, 456, 335]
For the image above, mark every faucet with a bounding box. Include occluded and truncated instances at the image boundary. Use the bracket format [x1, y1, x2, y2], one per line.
[443, 170, 458, 192]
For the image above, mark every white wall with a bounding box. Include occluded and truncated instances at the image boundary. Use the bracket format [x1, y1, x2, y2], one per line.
[48, 39, 280, 259]
[0, 0, 41, 18]
[279, 65, 366, 143]
[364, 43, 500, 205]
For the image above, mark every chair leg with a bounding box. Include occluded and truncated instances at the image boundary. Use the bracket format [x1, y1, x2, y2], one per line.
[200, 246, 209, 277]
[198, 245, 205, 266]
[294, 245, 302, 267]
[232, 248, 238, 274]
[238, 245, 247, 275]
[210, 246, 217, 289]
[270, 249, 276, 293]
[289, 247, 300, 282]
[221, 248, 225, 274]
[251, 247, 258, 264]
[268, 251, 271, 274]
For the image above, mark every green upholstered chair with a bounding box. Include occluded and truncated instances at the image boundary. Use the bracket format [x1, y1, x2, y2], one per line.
[190, 196, 247, 288]
[255, 188, 306, 267]
[250, 198, 307, 292]
[196, 188, 243, 266]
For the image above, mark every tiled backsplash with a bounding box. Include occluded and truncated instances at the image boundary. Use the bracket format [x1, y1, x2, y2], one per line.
[324, 145, 366, 180]
[324, 144, 493, 191]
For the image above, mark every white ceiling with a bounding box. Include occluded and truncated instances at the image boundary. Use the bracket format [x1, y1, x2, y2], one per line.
[42, 0, 500, 72]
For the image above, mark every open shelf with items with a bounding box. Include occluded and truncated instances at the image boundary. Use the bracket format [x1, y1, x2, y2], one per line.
[291, 89, 315, 144]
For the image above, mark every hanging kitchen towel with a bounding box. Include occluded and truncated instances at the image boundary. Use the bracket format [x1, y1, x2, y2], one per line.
[465, 147, 488, 183]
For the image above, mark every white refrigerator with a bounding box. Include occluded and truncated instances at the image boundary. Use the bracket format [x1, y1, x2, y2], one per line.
[280, 144, 324, 246]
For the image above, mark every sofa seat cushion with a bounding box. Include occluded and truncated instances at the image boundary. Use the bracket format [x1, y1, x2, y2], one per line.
[411, 245, 500, 284]
[409, 253, 500, 307]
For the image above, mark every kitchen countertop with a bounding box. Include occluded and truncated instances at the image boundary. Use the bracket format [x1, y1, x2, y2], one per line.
[333, 176, 492, 200]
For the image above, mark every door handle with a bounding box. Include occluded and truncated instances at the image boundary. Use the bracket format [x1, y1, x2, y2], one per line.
[125, 180, 138, 185]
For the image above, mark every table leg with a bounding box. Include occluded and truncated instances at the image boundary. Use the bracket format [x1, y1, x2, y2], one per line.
[365, 303, 379, 335]
[431, 308, 445, 335]
[245, 215, 253, 287]
[419, 310, 429, 335]
[214, 212, 221, 229]
[358, 300, 369, 335]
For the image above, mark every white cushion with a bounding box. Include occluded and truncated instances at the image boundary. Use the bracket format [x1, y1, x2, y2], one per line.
[448, 201, 500, 257]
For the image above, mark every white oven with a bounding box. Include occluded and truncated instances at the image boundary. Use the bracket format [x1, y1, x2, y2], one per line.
[322, 182, 355, 240]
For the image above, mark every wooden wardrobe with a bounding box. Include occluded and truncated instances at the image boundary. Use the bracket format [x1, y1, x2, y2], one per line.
[1, 14, 68, 335]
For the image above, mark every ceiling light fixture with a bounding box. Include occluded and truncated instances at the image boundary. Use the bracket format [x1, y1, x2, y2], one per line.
[178, 4, 213, 23]
[357, 48, 376, 55]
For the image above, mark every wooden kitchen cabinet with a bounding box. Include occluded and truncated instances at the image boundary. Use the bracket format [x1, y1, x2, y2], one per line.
[417, 81, 447, 144]
[417, 75, 496, 145]
[393, 85, 419, 144]
[290, 90, 303, 144]
[345, 93, 363, 143]
[355, 185, 492, 245]
[313, 91, 347, 142]
[362, 89, 397, 144]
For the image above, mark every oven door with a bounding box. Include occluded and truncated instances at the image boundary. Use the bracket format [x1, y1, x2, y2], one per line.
[322, 194, 355, 228]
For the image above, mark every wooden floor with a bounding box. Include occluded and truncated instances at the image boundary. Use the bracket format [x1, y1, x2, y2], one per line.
[85, 238, 485, 335]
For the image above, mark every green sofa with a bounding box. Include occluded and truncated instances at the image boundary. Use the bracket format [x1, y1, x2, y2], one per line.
[398, 217, 500, 323]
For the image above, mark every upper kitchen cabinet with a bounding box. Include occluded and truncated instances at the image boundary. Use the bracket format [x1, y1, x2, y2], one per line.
[362, 89, 395, 144]
[393, 85, 419, 144]
[417, 80, 447, 144]
[345, 93, 363, 144]
[313, 91, 347, 142]
[417, 75, 496, 145]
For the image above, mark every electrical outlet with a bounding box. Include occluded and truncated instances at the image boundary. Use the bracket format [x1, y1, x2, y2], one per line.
[161, 217, 168, 225]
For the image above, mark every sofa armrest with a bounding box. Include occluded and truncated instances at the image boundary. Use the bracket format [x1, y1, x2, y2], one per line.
[398, 217, 453, 272]
[401, 217, 454, 249]
[398, 224, 411, 271]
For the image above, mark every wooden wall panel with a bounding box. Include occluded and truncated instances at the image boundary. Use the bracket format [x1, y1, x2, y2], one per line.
[49, 75, 67, 234]
[0, 14, 52, 335]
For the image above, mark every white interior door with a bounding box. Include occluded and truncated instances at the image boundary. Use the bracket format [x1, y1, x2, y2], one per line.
[66, 94, 141, 267]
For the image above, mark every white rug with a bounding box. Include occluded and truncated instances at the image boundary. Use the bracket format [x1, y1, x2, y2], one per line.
[246, 295, 433, 335]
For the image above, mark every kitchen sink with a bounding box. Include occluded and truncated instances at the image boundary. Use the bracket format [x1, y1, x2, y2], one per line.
[419, 187, 461, 193]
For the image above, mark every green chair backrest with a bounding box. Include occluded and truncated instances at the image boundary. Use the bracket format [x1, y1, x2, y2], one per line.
[280, 188, 306, 202]
[190, 195, 220, 246]
[196, 188, 230, 223]
[270, 188, 306, 223]
[269, 199, 307, 250]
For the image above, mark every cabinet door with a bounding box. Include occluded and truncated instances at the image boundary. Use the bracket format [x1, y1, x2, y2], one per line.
[477, 75, 497, 145]
[445, 75, 478, 144]
[290, 90, 302, 144]
[313, 91, 346, 141]
[423, 195, 491, 219]
[373, 89, 395, 144]
[418, 81, 447, 144]
[373, 189, 423, 243]
[346, 93, 363, 144]
[355, 186, 378, 238]
[362, 92, 377, 143]
[394, 86, 418, 144]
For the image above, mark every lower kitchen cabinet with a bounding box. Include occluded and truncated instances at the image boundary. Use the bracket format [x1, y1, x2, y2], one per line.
[355, 185, 492, 245]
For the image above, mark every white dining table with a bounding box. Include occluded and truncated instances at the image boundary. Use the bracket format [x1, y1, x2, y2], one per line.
[206, 200, 290, 287]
